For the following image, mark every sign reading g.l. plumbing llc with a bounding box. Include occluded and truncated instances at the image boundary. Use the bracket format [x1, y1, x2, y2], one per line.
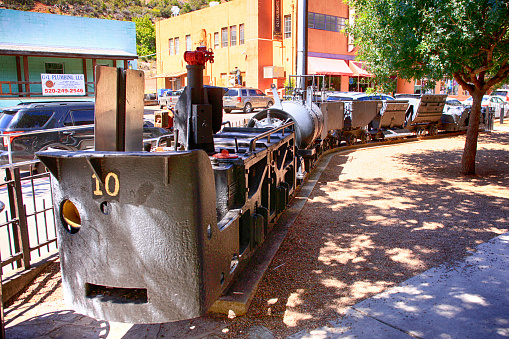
[41, 74, 85, 96]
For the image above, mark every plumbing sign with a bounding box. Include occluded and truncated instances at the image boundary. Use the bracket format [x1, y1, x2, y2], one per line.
[41, 74, 85, 95]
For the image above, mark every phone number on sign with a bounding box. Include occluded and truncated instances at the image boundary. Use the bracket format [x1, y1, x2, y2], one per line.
[44, 88, 84, 94]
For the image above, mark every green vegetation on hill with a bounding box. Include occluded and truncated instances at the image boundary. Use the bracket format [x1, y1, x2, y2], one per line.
[2, 0, 228, 60]
[2, 0, 221, 20]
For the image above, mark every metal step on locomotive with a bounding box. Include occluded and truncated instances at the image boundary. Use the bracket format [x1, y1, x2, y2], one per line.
[37, 47, 481, 324]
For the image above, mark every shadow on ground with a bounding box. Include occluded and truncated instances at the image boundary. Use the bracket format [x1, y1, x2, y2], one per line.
[237, 133, 509, 337]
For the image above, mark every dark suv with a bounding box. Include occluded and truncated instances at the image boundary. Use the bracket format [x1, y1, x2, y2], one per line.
[0, 101, 170, 170]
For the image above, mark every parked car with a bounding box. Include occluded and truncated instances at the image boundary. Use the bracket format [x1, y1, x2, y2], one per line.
[0, 101, 170, 171]
[327, 92, 395, 101]
[158, 89, 183, 109]
[443, 98, 465, 115]
[491, 89, 509, 102]
[462, 95, 508, 118]
[222, 87, 274, 113]
[144, 93, 158, 106]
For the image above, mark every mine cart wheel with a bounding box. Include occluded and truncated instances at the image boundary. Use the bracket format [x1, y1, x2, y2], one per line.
[428, 125, 438, 136]
[360, 131, 371, 144]
[345, 134, 356, 146]
[416, 128, 425, 137]
[244, 102, 253, 113]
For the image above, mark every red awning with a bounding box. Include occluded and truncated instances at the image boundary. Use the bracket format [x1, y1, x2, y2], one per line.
[308, 57, 353, 76]
[348, 61, 373, 77]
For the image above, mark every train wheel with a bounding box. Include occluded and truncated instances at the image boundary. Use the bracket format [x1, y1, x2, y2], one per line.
[346, 134, 357, 146]
[360, 131, 371, 144]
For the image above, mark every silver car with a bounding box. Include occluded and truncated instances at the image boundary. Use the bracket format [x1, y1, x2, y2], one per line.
[223, 87, 273, 113]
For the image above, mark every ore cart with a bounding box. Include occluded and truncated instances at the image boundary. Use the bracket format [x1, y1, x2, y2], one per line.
[368, 100, 412, 140]
[406, 94, 447, 136]
[342, 100, 382, 145]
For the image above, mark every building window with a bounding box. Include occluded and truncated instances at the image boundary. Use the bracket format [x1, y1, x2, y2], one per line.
[169, 38, 174, 55]
[230, 25, 237, 46]
[326, 15, 336, 31]
[221, 27, 228, 47]
[45, 62, 64, 74]
[175, 37, 180, 54]
[186, 34, 192, 51]
[239, 24, 245, 45]
[308, 12, 347, 32]
[214, 32, 219, 48]
[284, 15, 291, 39]
[337, 18, 346, 31]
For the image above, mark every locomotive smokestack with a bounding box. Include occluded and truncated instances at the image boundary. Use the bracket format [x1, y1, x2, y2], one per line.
[296, 0, 308, 89]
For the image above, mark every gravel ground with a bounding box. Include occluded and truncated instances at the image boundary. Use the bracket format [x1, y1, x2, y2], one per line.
[4, 126, 509, 338]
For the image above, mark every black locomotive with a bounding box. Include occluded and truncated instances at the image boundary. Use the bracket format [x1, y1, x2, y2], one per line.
[37, 47, 480, 324]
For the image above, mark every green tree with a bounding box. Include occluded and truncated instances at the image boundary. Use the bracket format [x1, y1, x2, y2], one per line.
[348, 0, 509, 175]
[132, 15, 156, 60]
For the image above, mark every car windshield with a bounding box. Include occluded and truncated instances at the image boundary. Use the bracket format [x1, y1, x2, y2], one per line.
[9, 109, 54, 129]
[492, 90, 508, 96]
[0, 109, 20, 129]
[446, 99, 462, 106]
[226, 89, 238, 96]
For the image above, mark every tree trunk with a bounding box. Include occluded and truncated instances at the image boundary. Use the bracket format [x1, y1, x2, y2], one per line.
[461, 90, 485, 175]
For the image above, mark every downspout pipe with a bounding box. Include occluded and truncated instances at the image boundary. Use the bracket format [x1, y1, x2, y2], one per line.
[296, 0, 308, 90]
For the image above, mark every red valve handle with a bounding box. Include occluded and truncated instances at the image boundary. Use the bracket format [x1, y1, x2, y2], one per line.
[184, 46, 214, 66]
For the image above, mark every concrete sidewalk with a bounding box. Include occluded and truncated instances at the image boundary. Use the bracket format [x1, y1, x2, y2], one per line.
[291, 232, 509, 338]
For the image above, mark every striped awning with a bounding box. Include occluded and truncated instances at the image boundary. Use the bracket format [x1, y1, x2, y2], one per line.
[308, 57, 353, 76]
[349, 61, 373, 77]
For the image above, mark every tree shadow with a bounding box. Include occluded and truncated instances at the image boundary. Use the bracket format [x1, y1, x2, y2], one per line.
[5, 310, 110, 339]
[239, 135, 509, 337]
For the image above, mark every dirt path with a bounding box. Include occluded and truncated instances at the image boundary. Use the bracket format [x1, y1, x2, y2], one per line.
[5, 128, 509, 338]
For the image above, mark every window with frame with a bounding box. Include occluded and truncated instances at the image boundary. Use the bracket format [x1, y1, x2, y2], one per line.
[315, 14, 326, 30]
[308, 12, 347, 33]
[221, 27, 228, 47]
[214, 32, 219, 48]
[337, 18, 346, 32]
[64, 109, 94, 126]
[169, 38, 174, 55]
[175, 37, 180, 54]
[230, 25, 237, 46]
[326, 15, 336, 31]
[239, 24, 245, 44]
[45, 62, 64, 74]
[284, 15, 291, 39]
[185, 35, 192, 51]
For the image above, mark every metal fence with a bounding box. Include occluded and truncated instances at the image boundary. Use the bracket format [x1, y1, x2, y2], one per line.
[0, 163, 56, 276]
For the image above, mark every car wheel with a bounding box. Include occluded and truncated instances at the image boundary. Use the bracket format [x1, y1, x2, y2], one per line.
[267, 101, 274, 108]
[224, 109, 232, 113]
[244, 102, 253, 113]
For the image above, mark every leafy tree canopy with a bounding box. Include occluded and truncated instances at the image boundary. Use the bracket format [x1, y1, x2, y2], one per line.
[348, 0, 509, 93]
[347, 0, 509, 174]
[133, 15, 156, 60]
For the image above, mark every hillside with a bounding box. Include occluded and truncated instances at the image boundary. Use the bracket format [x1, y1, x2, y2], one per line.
[0, 0, 226, 21]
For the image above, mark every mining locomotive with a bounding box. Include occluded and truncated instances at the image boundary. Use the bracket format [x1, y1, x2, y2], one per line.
[37, 47, 482, 324]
